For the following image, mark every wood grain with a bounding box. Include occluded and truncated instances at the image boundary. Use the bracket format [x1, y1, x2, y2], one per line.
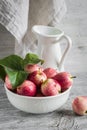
[0, 0, 87, 130]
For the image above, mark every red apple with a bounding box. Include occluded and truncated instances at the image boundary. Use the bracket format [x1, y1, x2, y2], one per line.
[17, 80, 36, 96]
[24, 64, 43, 74]
[41, 78, 61, 96]
[5, 75, 12, 90]
[43, 67, 58, 78]
[72, 96, 87, 115]
[36, 92, 44, 97]
[29, 70, 47, 86]
[53, 72, 74, 91]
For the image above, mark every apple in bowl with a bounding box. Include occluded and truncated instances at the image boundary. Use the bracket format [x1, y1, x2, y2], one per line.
[4, 68, 73, 114]
[4, 83, 72, 114]
[0, 53, 74, 113]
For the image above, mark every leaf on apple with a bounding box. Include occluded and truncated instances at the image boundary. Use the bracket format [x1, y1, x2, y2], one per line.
[0, 53, 44, 88]
[0, 55, 24, 70]
[23, 53, 44, 66]
[5, 67, 28, 89]
[0, 65, 6, 81]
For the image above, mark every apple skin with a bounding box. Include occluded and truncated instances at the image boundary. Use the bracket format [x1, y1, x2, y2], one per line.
[53, 72, 73, 91]
[41, 78, 61, 96]
[24, 64, 43, 74]
[17, 80, 36, 96]
[72, 96, 87, 115]
[29, 70, 47, 86]
[5, 75, 12, 90]
[43, 68, 58, 78]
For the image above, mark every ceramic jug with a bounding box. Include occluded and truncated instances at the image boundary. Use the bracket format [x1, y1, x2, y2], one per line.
[32, 25, 72, 71]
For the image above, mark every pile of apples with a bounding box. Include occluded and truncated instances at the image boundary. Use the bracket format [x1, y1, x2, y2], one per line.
[5, 64, 74, 97]
[5, 64, 87, 116]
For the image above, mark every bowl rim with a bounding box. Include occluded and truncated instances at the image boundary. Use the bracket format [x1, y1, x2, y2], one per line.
[4, 83, 72, 100]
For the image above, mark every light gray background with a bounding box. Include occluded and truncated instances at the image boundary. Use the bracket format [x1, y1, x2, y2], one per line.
[0, 0, 87, 73]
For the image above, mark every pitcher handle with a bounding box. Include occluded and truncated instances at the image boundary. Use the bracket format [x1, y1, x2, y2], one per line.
[54, 35, 72, 70]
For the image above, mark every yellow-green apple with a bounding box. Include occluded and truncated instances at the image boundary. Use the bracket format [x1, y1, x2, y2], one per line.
[43, 67, 58, 78]
[17, 80, 36, 96]
[41, 78, 61, 96]
[29, 70, 47, 86]
[72, 96, 87, 115]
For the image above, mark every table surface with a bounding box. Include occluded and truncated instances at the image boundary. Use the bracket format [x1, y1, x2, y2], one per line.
[0, 0, 87, 130]
[0, 73, 87, 130]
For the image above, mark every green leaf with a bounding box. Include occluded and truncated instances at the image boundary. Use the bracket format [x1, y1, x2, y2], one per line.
[23, 53, 44, 66]
[5, 67, 28, 89]
[0, 65, 6, 81]
[0, 53, 44, 88]
[0, 55, 24, 71]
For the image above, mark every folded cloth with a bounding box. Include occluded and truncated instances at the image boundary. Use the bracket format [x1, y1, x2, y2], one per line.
[0, 0, 29, 42]
[0, 0, 67, 57]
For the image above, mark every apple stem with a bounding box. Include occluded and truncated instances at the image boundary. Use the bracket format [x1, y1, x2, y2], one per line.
[71, 76, 76, 79]
[85, 110, 87, 114]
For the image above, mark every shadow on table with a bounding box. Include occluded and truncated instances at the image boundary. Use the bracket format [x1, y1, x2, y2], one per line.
[17, 109, 78, 118]
[56, 109, 79, 117]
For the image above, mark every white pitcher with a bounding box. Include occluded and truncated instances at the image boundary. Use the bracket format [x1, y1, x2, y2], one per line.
[32, 25, 72, 71]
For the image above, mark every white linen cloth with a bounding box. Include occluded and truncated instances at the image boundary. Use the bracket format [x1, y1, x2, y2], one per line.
[0, 0, 67, 57]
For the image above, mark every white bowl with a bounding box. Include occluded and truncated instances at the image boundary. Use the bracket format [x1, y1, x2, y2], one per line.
[4, 84, 72, 114]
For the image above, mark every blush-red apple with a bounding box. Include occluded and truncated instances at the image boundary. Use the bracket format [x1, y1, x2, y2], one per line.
[43, 67, 58, 78]
[29, 70, 47, 86]
[53, 72, 74, 91]
[72, 96, 87, 116]
[5, 75, 12, 90]
[41, 78, 61, 96]
[17, 80, 36, 96]
[24, 64, 43, 74]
